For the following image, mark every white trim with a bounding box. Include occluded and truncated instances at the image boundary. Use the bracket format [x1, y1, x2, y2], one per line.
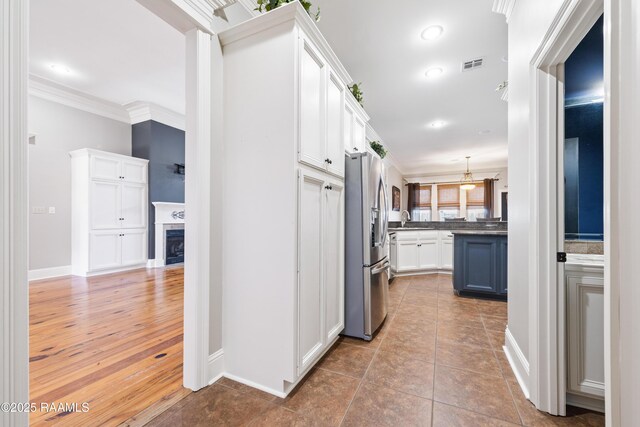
[218, 2, 353, 87]
[222, 373, 287, 398]
[527, 0, 602, 415]
[567, 393, 605, 413]
[29, 75, 131, 123]
[1, 0, 30, 425]
[28, 265, 71, 281]
[505, 327, 530, 399]
[126, 101, 186, 130]
[236, 0, 260, 17]
[207, 349, 225, 384]
[492, 0, 517, 22]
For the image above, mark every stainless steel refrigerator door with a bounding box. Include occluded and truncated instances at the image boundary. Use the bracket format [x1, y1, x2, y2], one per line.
[362, 155, 390, 266]
[364, 258, 390, 336]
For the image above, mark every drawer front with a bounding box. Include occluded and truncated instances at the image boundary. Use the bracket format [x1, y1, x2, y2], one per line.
[417, 230, 438, 241]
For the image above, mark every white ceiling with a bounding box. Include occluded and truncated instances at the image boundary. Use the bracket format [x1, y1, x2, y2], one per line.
[314, 0, 508, 174]
[30, 0, 186, 114]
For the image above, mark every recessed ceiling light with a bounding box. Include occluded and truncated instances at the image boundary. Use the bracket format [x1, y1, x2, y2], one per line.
[430, 120, 446, 129]
[421, 25, 444, 41]
[425, 67, 444, 79]
[49, 63, 72, 75]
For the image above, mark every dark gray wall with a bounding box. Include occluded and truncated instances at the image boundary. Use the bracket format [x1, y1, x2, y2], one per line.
[132, 120, 185, 258]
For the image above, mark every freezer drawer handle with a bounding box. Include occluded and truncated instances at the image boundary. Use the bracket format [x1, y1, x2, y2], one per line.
[371, 261, 390, 275]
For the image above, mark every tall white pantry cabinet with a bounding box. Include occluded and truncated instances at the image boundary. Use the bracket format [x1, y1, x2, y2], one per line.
[70, 149, 148, 277]
[219, 3, 367, 395]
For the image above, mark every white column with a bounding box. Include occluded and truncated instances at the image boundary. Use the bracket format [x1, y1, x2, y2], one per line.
[0, 0, 29, 425]
[183, 28, 212, 391]
[605, 0, 640, 424]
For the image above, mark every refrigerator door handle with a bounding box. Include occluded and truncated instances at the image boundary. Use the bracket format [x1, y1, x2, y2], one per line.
[371, 260, 390, 275]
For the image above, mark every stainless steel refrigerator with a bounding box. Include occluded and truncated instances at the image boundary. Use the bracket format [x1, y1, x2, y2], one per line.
[344, 153, 390, 341]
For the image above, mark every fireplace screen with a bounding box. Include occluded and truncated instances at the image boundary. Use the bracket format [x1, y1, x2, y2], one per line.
[165, 229, 184, 265]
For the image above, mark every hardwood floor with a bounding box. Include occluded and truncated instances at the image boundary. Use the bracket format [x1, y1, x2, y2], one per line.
[29, 266, 188, 427]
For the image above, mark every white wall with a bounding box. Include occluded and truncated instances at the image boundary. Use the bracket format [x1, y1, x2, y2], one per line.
[404, 168, 508, 220]
[507, 0, 565, 379]
[28, 96, 132, 272]
[384, 159, 404, 222]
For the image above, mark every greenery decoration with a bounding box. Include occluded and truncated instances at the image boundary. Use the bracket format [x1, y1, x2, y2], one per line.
[255, 0, 320, 22]
[348, 83, 364, 106]
[370, 141, 387, 159]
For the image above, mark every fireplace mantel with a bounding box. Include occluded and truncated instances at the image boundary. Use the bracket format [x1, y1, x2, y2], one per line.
[150, 202, 185, 268]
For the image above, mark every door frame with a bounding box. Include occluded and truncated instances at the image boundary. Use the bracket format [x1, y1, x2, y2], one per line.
[1, 1, 225, 424]
[527, 0, 602, 416]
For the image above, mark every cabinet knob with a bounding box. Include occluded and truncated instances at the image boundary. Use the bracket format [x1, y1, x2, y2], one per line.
[324, 158, 333, 164]
[324, 185, 333, 190]
[354, 147, 358, 151]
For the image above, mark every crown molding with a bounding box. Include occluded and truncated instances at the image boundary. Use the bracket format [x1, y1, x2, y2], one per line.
[236, 0, 260, 17]
[29, 75, 131, 123]
[492, 0, 517, 23]
[126, 101, 186, 130]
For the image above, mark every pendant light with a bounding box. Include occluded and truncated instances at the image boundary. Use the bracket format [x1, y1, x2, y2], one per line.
[460, 156, 476, 190]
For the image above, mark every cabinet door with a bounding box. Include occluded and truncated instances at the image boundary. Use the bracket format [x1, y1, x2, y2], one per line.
[567, 275, 604, 398]
[353, 116, 366, 154]
[121, 159, 147, 184]
[460, 238, 499, 294]
[397, 241, 419, 272]
[389, 235, 397, 271]
[89, 230, 121, 271]
[418, 240, 438, 269]
[121, 229, 147, 266]
[298, 170, 325, 373]
[498, 238, 508, 295]
[90, 155, 121, 181]
[299, 38, 326, 170]
[90, 181, 121, 229]
[324, 181, 344, 342]
[121, 183, 146, 229]
[326, 72, 345, 177]
[344, 105, 355, 154]
[439, 232, 454, 270]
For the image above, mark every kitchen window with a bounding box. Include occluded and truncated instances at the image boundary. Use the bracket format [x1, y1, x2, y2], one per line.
[437, 184, 460, 220]
[413, 184, 432, 221]
[466, 182, 486, 221]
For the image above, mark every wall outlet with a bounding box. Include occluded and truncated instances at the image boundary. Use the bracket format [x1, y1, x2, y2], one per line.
[48, 207, 56, 214]
[32, 206, 46, 214]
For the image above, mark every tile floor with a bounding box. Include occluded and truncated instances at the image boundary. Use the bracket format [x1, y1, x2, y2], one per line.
[147, 274, 604, 426]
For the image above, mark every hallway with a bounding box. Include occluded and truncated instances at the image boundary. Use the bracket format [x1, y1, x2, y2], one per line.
[149, 274, 604, 426]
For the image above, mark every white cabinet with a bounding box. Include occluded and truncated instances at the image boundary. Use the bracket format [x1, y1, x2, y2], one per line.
[298, 36, 346, 178]
[344, 96, 369, 155]
[220, 3, 350, 396]
[391, 230, 453, 274]
[71, 149, 148, 277]
[298, 170, 344, 373]
[438, 230, 454, 269]
[566, 260, 604, 412]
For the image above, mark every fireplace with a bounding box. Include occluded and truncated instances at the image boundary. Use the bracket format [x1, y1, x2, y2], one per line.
[165, 229, 184, 265]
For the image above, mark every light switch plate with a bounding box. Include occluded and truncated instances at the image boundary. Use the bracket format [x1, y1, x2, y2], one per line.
[48, 207, 56, 214]
[32, 206, 46, 214]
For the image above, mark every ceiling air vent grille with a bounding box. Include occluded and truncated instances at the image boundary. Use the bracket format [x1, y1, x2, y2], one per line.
[461, 57, 484, 72]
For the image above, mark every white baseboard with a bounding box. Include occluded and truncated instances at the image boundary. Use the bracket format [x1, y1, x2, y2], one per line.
[28, 265, 71, 281]
[504, 327, 530, 399]
[567, 392, 605, 413]
[207, 349, 225, 385]
[222, 372, 287, 399]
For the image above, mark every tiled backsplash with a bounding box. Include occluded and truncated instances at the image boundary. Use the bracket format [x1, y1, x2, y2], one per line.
[565, 240, 604, 255]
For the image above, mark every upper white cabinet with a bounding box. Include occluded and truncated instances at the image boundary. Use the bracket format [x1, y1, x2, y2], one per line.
[344, 96, 368, 155]
[219, 2, 356, 396]
[71, 149, 148, 277]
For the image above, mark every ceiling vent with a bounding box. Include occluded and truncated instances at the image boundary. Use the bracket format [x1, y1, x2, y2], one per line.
[461, 57, 484, 72]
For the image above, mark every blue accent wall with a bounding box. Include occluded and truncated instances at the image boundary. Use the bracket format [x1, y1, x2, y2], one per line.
[132, 120, 185, 258]
[564, 15, 604, 240]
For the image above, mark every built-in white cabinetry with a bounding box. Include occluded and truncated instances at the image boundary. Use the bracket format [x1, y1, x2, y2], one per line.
[565, 256, 604, 412]
[344, 96, 368, 155]
[219, 3, 356, 396]
[390, 230, 453, 274]
[71, 149, 148, 277]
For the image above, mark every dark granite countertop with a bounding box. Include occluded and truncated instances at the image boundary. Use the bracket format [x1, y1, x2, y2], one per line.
[451, 230, 508, 236]
[388, 221, 507, 232]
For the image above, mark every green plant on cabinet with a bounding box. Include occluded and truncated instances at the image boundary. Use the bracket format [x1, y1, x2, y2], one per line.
[370, 141, 387, 159]
[255, 0, 320, 21]
[348, 82, 364, 106]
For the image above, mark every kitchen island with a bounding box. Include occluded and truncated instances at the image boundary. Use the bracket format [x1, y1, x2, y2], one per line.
[452, 230, 508, 300]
